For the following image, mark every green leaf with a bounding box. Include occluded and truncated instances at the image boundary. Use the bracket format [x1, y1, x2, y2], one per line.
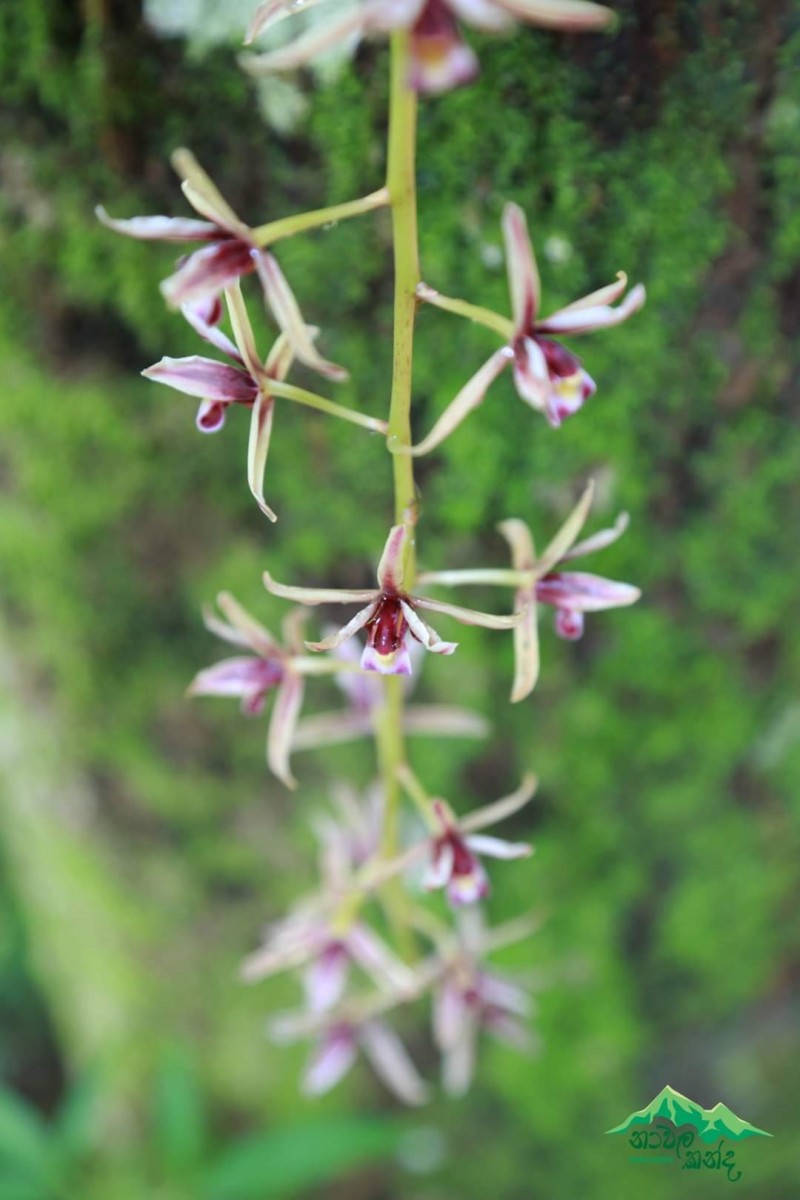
[0, 1089, 51, 1179]
[53, 1072, 100, 1163]
[206, 1117, 401, 1200]
[152, 1045, 208, 1177]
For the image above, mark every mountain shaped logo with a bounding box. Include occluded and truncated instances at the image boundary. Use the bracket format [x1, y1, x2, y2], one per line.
[606, 1085, 772, 1144]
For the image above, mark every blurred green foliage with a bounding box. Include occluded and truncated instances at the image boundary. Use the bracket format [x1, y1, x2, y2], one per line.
[1, 0, 800, 1196]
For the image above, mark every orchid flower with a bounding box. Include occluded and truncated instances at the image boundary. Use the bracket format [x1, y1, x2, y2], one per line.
[243, 904, 416, 1012]
[418, 480, 641, 701]
[143, 282, 384, 521]
[263, 523, 520, 677]
[430, 907, 538, 1094]
[97, 149, 346, 380]
[272, 1011, 430, 1104]
[188, 591, 361, 788]
[243, 0, 614, 96]
[398, 766, 536, 905]
[434, 960, 534, 1094]
[292, 632, 489, 749]
[405, 203, 645, 453]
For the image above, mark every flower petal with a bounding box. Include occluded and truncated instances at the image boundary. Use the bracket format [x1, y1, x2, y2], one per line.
[361, 642, 414, 675]
[95, 206, 219, 241]
[408, 24, 479, 95]
[441, 1012, 478, 1097]
[241, 7, 367, 72]
[403, 348, 512, 457]
[161, 240, 256, 309]
[267, 672, 305, 789]
[534, 480, 595, 577]
[292, 711, 375, 750]
[359, 1021, 429, 1107]
[376, 524, 410, 592]
[171, 148, 251, 237]
[433, 976, 469, 1051]
[305, 602, 378, 651]
[552, 270, 629, 314]
[512, 337, 550, 411]
[303, 1029, 358, 1096]
[263, 572, 377, 606]
[216, 591, 281, 656]
[255, 252, 347, 381]
[182, 299, 243, 362]
[498, 517, 536, 572]
[563, 510, 629, 561]
[403, 706, 489, 739]
[345, 925, 417, 996]
[465, 833, 532, 860]
[225, 280, 265, 379]
[195, 399, 228, 433]
[492, 0, 613, 30]
[142, 356, 258, 403]
[460, 773, 538, 833]
[423, 841, 455, 890]
[536, 571, 641, 611]
[510, 595, 539, 702]
[400, 601, 459, 655]
[448, 0, 513, 29]
[246, 391, 278, 522]
[245, 0, 334, 43]
[502, 202, 540, 330]
[187, 656, 277, 701]
[303, 944, 350, 1012]
[413, 596, 519, 630]
[538, 282, 646, 335]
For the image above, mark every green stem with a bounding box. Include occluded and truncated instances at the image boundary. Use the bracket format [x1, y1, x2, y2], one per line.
[252, 187, 390, 246]
[266, 379, 387, 432]
[386, 31, 420, 543]
[376, 33, 420, 951]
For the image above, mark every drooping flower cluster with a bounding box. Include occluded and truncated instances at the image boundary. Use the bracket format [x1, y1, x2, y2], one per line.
[96, 0, 645, 1105]
[243, 779, 538, 1100]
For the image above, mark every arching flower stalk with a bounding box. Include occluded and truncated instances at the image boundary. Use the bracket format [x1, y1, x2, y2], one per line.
[104, 0, 645, 1102]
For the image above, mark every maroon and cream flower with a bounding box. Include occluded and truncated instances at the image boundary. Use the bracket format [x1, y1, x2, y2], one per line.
[263, 523, 520, 677]
[434, 959, 534, 1094]
[243, 0, 614, 95]
[406, 203, 645, 454]
[188, 592, 360, 788]
[418, 480, 641, 701]
[398, 766, 536, 905]
[271, 1012, 430, 1104]
[97, 149, 346, 381]
[142, 283, 383, 521]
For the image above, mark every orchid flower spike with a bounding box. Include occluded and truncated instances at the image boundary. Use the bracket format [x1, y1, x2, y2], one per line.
[407, 203, 645, 453]
[188, 591, 359, 788]
[243, 0, 614, 96]
[263, 523, 520, 677]
[97, 149, 346, 381]
[418, 481, 641, 701]
[398, 766, 537, 905]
